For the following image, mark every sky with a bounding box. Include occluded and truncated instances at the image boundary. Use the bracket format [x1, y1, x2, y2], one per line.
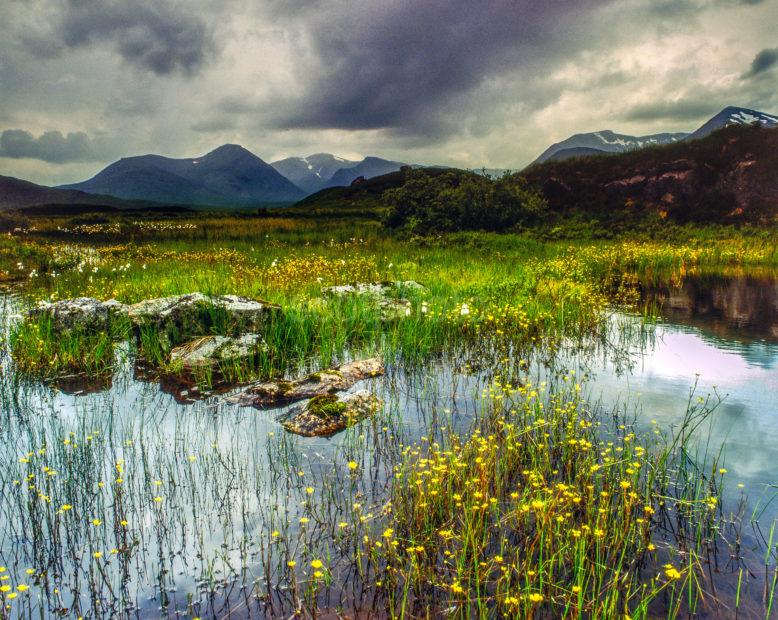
[1, 0, 777, 186]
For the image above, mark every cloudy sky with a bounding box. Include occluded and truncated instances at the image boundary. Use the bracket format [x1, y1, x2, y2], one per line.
[1, 0, 777, 185]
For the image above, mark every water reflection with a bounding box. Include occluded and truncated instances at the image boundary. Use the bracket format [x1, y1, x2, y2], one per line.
[1, 276, 777, 617]
[588, 275, 778, 526]
[643, 273, 778, 343]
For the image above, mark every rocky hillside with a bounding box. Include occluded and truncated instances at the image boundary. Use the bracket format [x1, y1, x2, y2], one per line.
[522, 124, 778, 223]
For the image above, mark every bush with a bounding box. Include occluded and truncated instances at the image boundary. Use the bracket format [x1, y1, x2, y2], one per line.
[383, 170, 548, 234]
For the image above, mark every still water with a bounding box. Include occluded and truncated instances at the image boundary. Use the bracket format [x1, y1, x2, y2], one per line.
[0, 274, 776, 617]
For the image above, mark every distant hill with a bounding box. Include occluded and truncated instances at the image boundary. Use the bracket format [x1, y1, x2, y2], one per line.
[323, 156, 407, 189]
[60, 144, 305, 207]
[270, 153, 359, 193]
[685, 106, 778, 141]
[0, 174, 168, 211]
[522, 124, 778, 223]
[533, 130, 688, 165]
[292, 126, 778, 226]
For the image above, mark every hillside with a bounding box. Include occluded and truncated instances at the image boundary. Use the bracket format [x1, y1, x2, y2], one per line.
[323, 157, 407, 189]
[0, 174, 171, 211]
[522, 124, 778, 223]
[533, 130, 688, 164]
[60, 144, 305, 207]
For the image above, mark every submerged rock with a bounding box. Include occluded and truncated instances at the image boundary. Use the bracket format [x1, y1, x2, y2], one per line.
[28, 297, 127, 333]
[282, 390, 382, 437]
[230, 357, 384, 407]
[169, 334, 265, 369]
[127, 293, 281, 348]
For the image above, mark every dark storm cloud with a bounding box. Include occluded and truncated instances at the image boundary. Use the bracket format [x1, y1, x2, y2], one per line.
[743, 47, 778, 78]
[624, 100, 721, 122]
[0, 129, 106, 163]
[25, 0, 216, 76]
[270, 0, 607, 134]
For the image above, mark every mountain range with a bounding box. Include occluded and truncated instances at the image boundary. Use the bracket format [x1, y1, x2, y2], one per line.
[532, 106, 778, 164]
[1, 105, 776, 212]
[269, 154, 406, 193]
[59, 144, 305, 207]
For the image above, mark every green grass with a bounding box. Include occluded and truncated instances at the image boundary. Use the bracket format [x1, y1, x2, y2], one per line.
[4, 214, 776, 384]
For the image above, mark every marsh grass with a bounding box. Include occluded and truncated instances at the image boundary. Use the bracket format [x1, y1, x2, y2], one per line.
[1, 214, 777, 617]
[9, 312, 129, 379]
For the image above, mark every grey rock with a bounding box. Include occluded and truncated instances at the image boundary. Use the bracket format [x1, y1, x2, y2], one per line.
[322, 280, 426, 298]
[127, 293, 281, 348]
[230, 357, 384, 407]
[28, 297, 127, 333]
[321, 281, 425, 320]
[170, 334, 265, 369]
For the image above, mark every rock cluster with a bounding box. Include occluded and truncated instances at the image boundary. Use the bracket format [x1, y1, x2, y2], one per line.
[25, 294, 386, 435]
[127, 293, 280, 348]
[229, 357, 384, 407]
[26, 293, 278, 372]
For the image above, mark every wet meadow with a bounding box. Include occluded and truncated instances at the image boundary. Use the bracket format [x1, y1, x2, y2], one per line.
[0, 211, 776, 618]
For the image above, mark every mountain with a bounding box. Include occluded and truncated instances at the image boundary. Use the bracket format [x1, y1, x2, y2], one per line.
[324, 156, 406, 188]
[686, 106, 778, 141]
[60, 144, 305, 207]
[0, 174, 165, 211]
[533, 130, 689, 164]
[531, 106, 778, 166]
[522, 123, 778, 224]
[270, 153, 359, 193]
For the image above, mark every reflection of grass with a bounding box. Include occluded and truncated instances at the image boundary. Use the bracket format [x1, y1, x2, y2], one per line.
[1, 312, 776, 617]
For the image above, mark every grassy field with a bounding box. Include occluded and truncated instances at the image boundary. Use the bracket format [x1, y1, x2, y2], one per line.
[4, 213, 776, 378]
[0, 212, 777, 617]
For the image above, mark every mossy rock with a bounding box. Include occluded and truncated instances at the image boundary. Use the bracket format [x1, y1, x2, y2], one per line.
[306, 394, 348, 419]
[282, 391, 382, 437]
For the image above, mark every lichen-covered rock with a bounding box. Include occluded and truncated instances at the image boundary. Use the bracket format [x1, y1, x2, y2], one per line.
[230, 357, 384, 407]
[321, 281, 425, 321]
[28, 297, 127, 333]
[378, 298, 412, 320]
[282, 390, 382, 437]
[169, 334, 265, 369]
[321, 281, 427, 298]
[127, 293, 281, 348]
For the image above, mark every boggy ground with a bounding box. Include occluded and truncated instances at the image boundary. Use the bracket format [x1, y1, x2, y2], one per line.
[0, 212, 776, 618]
